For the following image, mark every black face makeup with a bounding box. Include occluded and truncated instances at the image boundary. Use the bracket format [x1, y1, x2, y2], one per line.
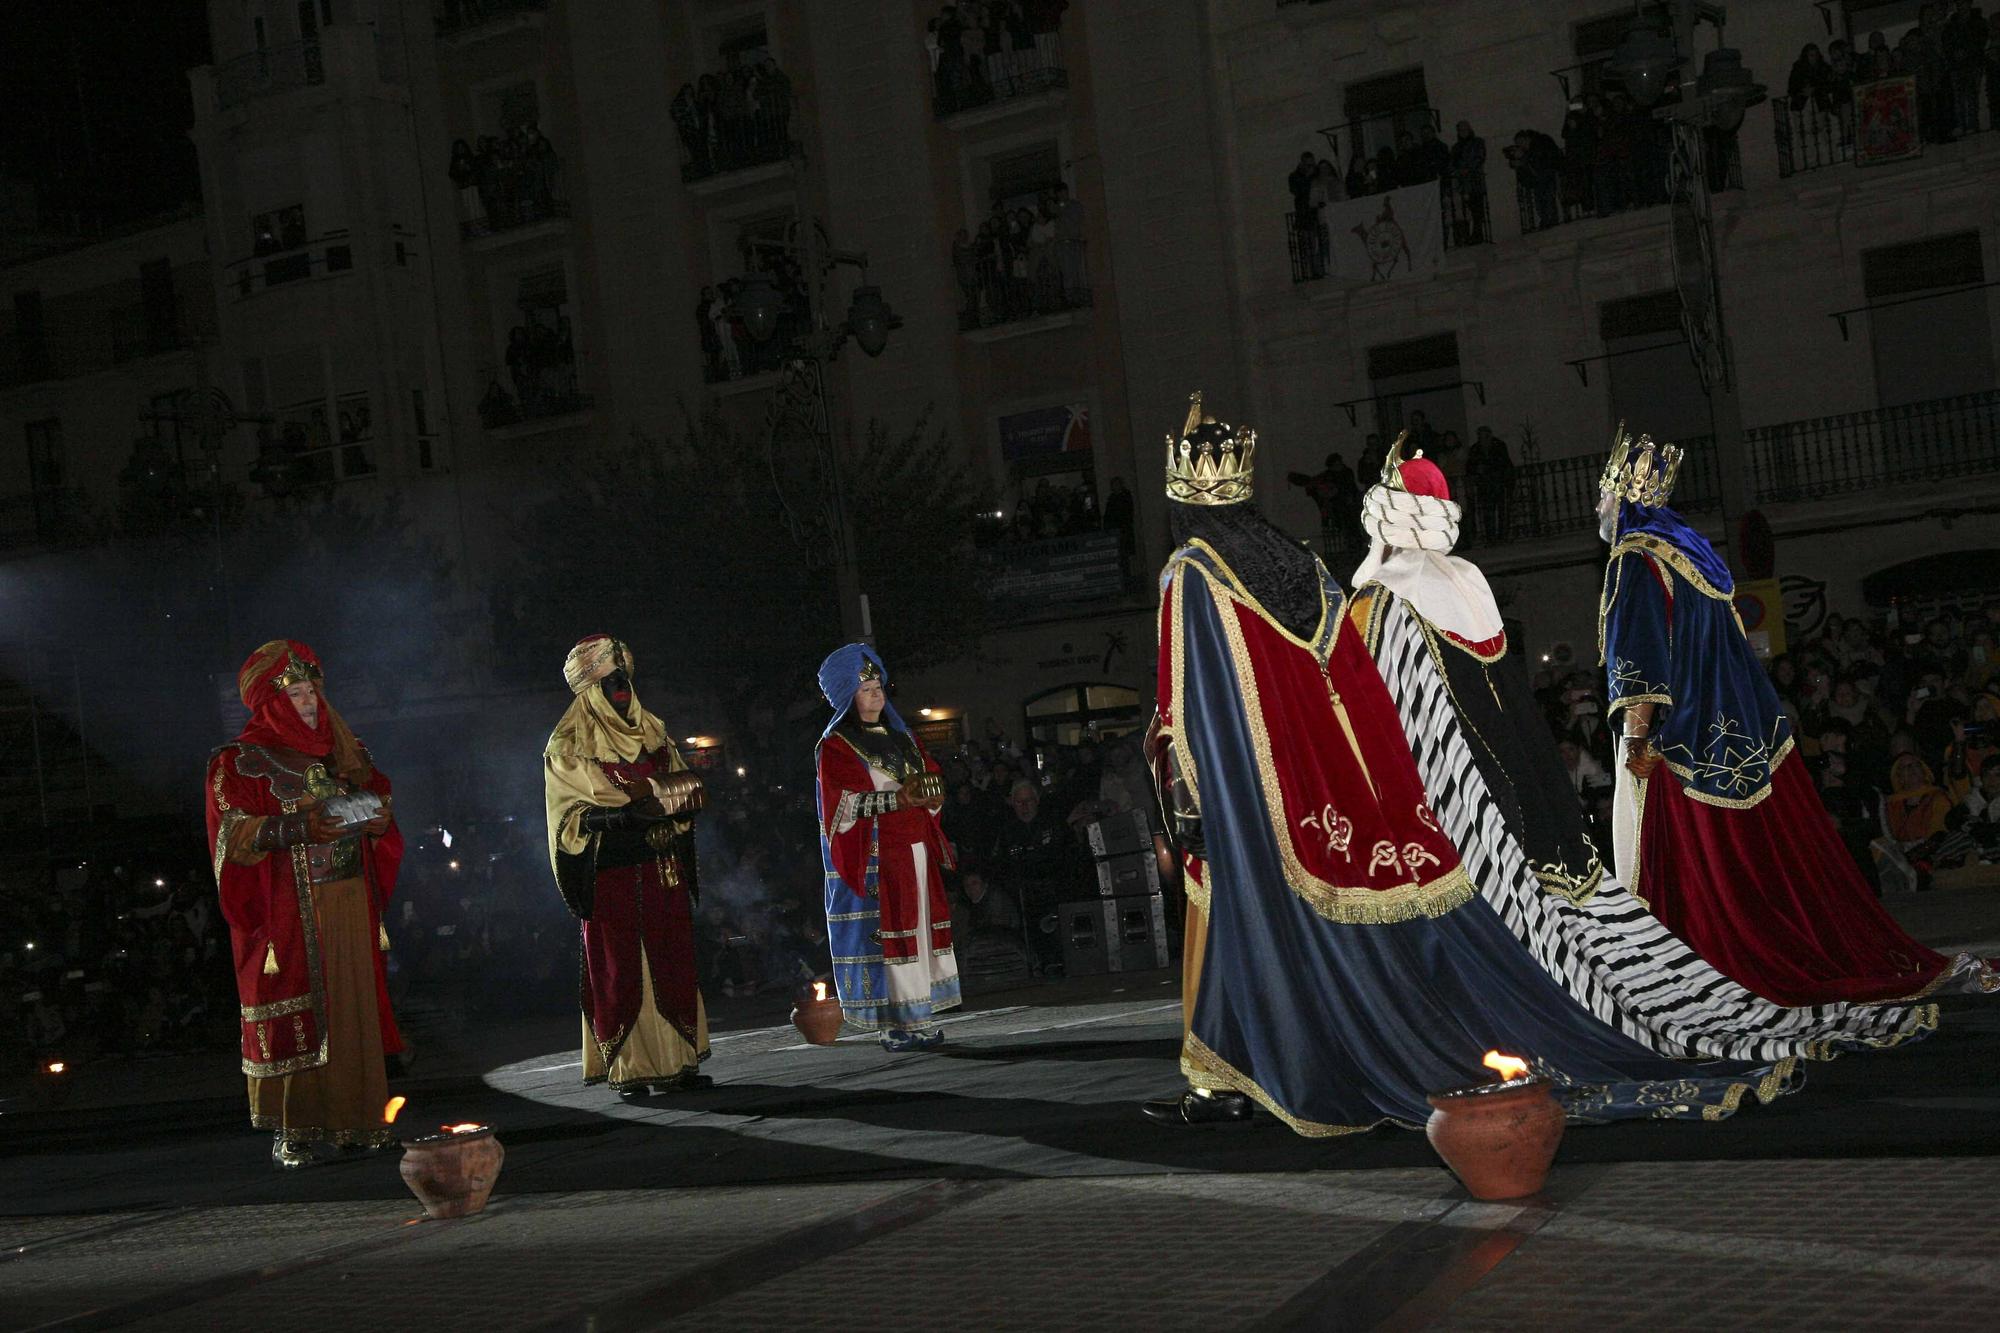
[600, 669, 634, 716]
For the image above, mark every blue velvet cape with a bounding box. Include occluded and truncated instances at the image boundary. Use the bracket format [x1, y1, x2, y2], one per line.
[1600, 505, 1794, 806]
[1167, 543, 1795, 1133]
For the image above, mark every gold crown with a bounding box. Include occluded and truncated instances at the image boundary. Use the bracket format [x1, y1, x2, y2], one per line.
[1379, 430, 1416, 490]
[1599, 421, 1683, 506]
[858, 658, 883, 684]
[1165, 391, 1256, 506]
[273, 651, 322, 689]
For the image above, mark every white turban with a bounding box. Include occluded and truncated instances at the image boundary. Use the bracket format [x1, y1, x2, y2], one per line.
[1351, 484, 1505, 644]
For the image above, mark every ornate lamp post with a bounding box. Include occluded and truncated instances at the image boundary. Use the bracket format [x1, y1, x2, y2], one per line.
[731, 212, 901, 641]
[1608, 2, 1765, 552]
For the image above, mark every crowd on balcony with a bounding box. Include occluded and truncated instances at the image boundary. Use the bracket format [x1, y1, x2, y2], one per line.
[1785, 4, 1998, 147]
[670, 58, 796, 180]
[449, 125, 563, 236]
[478, 317, 580, 426]
[1286, 119, 1489, 276]
[951, 185, 1088, 329]
[696, 252, 809, 384]
[1504, 91, 1679, 233]
[1296, 420, 1517, 554]
[925, 0, 1069, 115]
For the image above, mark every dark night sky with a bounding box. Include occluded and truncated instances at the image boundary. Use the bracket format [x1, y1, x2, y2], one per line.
[0, 1, 213, 232]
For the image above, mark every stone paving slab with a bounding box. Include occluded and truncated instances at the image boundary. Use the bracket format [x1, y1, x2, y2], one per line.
[115, 1183, 906, 1333]
[0, 1200, 408, 1331]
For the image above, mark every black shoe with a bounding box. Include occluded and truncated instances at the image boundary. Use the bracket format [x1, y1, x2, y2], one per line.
[1141, 1089, 1254, 1127]
[650, 1070, 714, 1093]
[616, 1085, 654, 1103]
[271, 1136, 322, 1170]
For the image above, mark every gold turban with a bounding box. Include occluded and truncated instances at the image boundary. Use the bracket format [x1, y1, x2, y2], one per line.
[543, 635, 682, 877]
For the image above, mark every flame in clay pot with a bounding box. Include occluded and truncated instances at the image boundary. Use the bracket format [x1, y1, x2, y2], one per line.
[812, 981, 828, 1002]
[383, 1095, 407, 1124]
[1481, 1050, 1529, 1081]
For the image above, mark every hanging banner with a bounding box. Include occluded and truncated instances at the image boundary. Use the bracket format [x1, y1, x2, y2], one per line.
[1854, 76, 1921, 168]
[1325, 182, 1442, 284]
[999, 404, 1091, 462]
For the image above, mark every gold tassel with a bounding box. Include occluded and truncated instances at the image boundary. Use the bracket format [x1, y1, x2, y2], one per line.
[262, 942, 280, 976]
[378, 922, 391, 953]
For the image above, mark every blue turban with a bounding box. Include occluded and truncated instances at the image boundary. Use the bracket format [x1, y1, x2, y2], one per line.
[816, 642, 909, 742]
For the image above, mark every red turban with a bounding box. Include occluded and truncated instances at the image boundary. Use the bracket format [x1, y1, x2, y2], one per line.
[1397, 457, 1451, 501]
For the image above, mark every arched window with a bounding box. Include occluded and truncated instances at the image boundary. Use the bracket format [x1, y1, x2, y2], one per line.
[1022, 682, 1142, 747]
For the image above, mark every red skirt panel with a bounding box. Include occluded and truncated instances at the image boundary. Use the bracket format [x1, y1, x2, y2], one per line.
[1639, 754, 1947, 1004]
[581, 858, 700, 1052]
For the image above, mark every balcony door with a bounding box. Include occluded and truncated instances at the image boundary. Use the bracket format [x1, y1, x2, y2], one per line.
[1865, 231, 1994, 407]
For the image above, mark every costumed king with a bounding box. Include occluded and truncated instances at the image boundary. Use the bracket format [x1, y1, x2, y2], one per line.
[1597, 427, 1997, 1005]
[1142, 393, 1793, 1133]
[545, 635, 711, 1100]
[206, 640, 402, 1169]
[1349, 441, 1933, 1063]
[815, 644, 961, 1050]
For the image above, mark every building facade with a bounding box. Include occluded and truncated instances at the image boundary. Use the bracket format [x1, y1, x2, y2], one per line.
[3, 0, 1996, 793]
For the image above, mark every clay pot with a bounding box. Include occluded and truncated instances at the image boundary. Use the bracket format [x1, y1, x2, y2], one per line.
[791, 996, 846, 1045]
[1424, 1079, 1566, 1200]
[399, 1127, 504, 1219]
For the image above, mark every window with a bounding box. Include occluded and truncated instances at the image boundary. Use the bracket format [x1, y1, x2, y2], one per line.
[1367, 332, 1469, 448]
[489, 81, 540, 134]
[1863, 232, 1993, 406]
[496, 265, 581, 418]
[1598, 291, 1708, 444]
[251, 204, 307, 256]
[336, 392, 376, 477]
[25, 418, 63, 492]
[26, 419, 67, 542]
[1022, 682, 1141, 747]
[715, 19, 772, 72]
[983, 142, 1063, 213]
[1342, 68, 1432, 165]
[998, 404, 1094, 529]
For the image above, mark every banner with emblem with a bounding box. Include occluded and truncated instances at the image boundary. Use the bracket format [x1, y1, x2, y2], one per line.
[1325, 183, 1443, 284]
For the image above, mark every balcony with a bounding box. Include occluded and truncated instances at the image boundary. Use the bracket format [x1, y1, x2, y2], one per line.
[108, 306, 193, 365]
[1774, 76, 1997, 179]
[1515, 130, 1740, 237]
[1748, 391, 2000, 504]
[457, 149, 569, 241]
[225, 233, 356, 300]
[931, 30, 1068, 121]
[214, 40, 323, 111]
[958, 239, 1091, 335]
[678, 105, 799, 188]
[433, 0, 547, 40]
[1285, 181, 1489, 284]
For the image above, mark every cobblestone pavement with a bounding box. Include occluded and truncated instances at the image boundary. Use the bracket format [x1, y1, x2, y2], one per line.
[5, 894, 1998, 1330]
[5, 1159, 1997, 1331]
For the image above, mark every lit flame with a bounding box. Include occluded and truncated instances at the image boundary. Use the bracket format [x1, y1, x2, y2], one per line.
[1482, 1050, 1530, 1082]
[44, 1060, 67, 1075]
[443, 1122, 484, 1134]
[383, 1095, 407, 1124]
[812, 981, 828, 1002]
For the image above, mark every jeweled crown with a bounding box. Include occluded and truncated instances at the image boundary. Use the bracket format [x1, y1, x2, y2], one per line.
[1164, 391, 1256, 506]
[1599, 421, 1683, 506]
[274, 651, 322, 689]
[858, 658, 883, 684]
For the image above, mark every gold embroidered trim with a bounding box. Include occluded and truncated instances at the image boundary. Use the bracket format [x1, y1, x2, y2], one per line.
[240, 992, 315, 1022]
[1658, 733, 1797, 809]
[241, 1034, 330, 1079]
[1198, 562, 1478, 924]
[1184, 865, 1211, 912]
[251, 1117, 399, 1148]
[1697, 1056, 1801, 1122]
[828, 909, 878, 922]
[1166, 564, 1200, 809]
[1181, 1031, 1410, 1138]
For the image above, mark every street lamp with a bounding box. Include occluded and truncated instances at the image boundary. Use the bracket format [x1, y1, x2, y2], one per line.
[725, 202, 901, 641]
[1607, 24, 1680, 109]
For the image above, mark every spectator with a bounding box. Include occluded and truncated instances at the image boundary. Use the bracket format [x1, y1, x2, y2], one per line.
[1356, 432, 1389, 488]
[1345, 147, 1371, 199]
[1508, 128, 1563, 231]
[1406, 121, 1451, 185]
[1886, 752, 1953, 843]
[1450, 120, 1487, 243]
[1287, 452, 1363, 555]
[952, 227, 980, 321]
[1788, 43, 1844, 119]
[1405, 409, 1440, 457]
[991, 778, 1074, 972]
[1560, 98, 1597, 218]
[1558, 737, 1611, 800]
[1466, 425, 1514, 546]
[1288, 150, 1319, 219]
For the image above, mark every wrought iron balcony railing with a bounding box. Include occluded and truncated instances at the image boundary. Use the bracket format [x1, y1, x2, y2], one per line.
[215, 40, 323, 110]
[458, 153, 569, 238]
[678, 106, 799, 184]
[434, 0, 547, 38]
[931, 29, 1068, 119]
[1285, 181, 1490, 283]
[1516, 129, 1740, 236]
[1748, 391, 2000, 503]
[957, 239, 1091, 332]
